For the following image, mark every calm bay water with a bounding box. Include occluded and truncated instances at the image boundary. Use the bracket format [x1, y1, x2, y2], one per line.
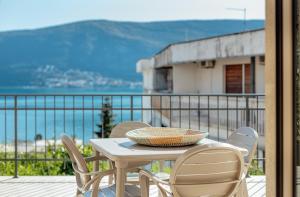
[0, 87, 143, 144]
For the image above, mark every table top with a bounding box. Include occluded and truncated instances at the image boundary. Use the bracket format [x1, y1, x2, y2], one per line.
[90, 138, 248, 162]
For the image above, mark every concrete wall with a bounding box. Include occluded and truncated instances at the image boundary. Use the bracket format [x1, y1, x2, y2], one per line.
[172, 57, 265, 94]
[142, 69, 155, 92]
[154, 29, 264, 68]
[139, 56, 265, 94]
[136, 58, 155, 93]
[255, 58, 265, 93]
[137, 30, 265, 94]
[196, 63, 224, 94]
[173, 64, 197, 93]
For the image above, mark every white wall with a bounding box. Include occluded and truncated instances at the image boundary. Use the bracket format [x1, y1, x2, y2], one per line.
[173, 64, 197, 93]
[255, 58, 265, 93]
[142, 69, 155, 92]
[173, 57, 253, 94]
[138, 56, 265, 94]
[195, 57, 250, 94]
[154, 30, 264, 67]
[196, 63, 224, 94]
[137, 30, 265, 94]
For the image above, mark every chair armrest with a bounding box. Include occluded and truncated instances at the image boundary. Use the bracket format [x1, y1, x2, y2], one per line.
[140, 169, 169, 185]
[139, 169, 171, 197]
[81, 169, 116, 193]
[127, 167, 140, 173]
[73, 163, 115, 176]
[244, 163, 250, 169]
[84, 155, 109, 163]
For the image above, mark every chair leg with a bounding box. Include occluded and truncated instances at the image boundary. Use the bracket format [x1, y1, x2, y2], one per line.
[159, 160, 165, 172]
[235, 178, 249, 197]
[92, 177, 101, 197]
[108, 161, 115, 184]
[170, 160, 175, 168]
[108, 175, 114, 185]
[140, 174, 150, 197]
[159, 191, 168, 197]
[157, 186, 168, 197]
[76, 189, 82, 197]
[241, 178, 249, 197]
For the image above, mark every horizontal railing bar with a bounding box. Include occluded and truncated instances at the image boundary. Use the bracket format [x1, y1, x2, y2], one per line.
[0, 93, 265, 97]
[0, 158, 69, 162]
[0, 107, 266, 111]
[0, 158, 266, 161]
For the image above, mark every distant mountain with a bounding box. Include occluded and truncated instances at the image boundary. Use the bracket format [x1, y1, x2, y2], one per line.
[0, 19, 264, 88]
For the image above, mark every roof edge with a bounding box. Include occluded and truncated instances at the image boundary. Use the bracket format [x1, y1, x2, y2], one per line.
[155, 28, 265, 56]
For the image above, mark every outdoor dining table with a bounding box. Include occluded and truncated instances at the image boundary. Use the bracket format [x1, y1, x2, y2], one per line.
[90, 137, 248, 197]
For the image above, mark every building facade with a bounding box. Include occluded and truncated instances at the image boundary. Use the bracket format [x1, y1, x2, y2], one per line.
[136, 29, 266, 160]
[137, 29, 265, 94]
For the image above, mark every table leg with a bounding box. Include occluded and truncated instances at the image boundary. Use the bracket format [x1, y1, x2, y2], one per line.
[93, 149, 100, 172]
[115, 162, 127, 197]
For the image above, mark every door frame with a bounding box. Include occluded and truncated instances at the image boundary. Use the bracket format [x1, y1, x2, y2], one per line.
[266, 0, 294, 196]
[293, 0, 298, 196]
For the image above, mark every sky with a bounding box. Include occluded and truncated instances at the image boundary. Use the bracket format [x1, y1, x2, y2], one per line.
[0, 0, 265, 32]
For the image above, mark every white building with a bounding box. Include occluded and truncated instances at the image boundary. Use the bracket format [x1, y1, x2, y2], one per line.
[136, 29, 265, 151]
[137, 29, 265, 94]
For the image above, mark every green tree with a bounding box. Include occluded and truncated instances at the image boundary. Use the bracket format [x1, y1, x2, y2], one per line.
[34, 133, 43, 141]
[94, 96, 115, 138]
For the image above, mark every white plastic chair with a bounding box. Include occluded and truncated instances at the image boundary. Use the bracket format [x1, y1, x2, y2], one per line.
[109, 121, 152, 184]
[109, 121, 169, 184]
[61, 134, 140, 197]
[139, 143, 244, 197]
[109, 121, 151, 138]
[227, 127, 259, 197]
[227, 127, 259, 172]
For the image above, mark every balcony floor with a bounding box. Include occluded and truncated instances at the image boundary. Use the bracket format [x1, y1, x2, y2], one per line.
[0, 175, 266, 197]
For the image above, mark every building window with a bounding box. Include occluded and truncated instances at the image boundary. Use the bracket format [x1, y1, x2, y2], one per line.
[225, 64, 255, 93]
[154, 67, 173, 92]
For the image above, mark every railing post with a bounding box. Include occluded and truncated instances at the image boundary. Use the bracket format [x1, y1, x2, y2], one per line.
[246, 96, 250, 126]
[262, 150, 265, 173]
[130, 96, 133, 121]
[14, 96, 18, 178]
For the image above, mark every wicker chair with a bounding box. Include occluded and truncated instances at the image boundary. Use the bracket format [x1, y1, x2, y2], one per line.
[139, 143, 244, 197]
[108, 121, 152, 184]
[61, 134, 140, 197]
[109, 121, 168, 184]
[109, 121, 151, 138]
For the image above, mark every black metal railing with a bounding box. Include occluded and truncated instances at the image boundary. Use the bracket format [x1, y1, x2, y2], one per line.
[0, 93, 265, 177]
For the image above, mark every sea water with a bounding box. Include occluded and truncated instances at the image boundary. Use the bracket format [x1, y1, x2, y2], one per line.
[0, 87, 143, 144]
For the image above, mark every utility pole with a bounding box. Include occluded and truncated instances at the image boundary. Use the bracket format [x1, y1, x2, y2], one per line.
[227, 8, 247, 31]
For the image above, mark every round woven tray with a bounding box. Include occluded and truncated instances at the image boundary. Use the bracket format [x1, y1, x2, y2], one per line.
[126, 127, 207, 147]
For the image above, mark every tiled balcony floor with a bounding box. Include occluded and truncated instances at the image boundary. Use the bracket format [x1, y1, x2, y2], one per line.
[0, 176, 266, 197]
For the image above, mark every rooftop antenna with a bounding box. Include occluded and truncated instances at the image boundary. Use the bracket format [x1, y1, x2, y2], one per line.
[227, 8, 247, 31]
